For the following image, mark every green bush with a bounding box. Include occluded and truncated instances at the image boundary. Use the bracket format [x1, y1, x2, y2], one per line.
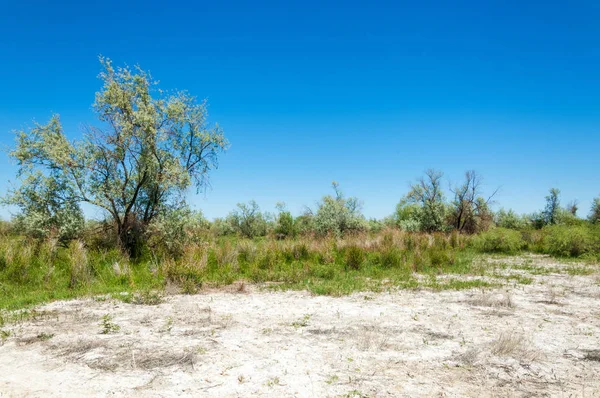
[275, 211, 296, 238]
[378, 247, 404, 268]
[429, 249, 455, 268]
[147, 206, 209, 257]
[228, 201, 268, 238]
[541, 225, 595, 257]
[312, 183, 367, 237]
[472, 228, 525, 254]
[344, 245, 365, 270]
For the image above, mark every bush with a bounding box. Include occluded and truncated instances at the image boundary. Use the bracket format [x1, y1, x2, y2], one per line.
[228, 201, 268, 238]
[210, 217, 237, 236]
[541, 225, 595, 257]
[275, 211, 296, 238]
[367, 218, 385, 233]
[378, 247, 404, 268]
[345, 245, 365, 270]
[147, 207, 209, 257]
[394, 201, 423, 232]
[495, 209, 528, 230]
[589, 197, 600, 224]
[429, 249, 455, 268]
[312, 183, 367, 237]
[472, 228, 525, 254]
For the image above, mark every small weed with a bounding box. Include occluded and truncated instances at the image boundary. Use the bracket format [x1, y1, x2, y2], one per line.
[325, 374, 339, 384]
[291, 314, 311, 328]
[99, 314, 120, 334]
[37, 332, 55, 341]
[161, 317, 174, 333]
[1, 329, 11, 343]
[344, 390, 369, 398]
[266, 376, 281, 387]
[129, 289, 164, 305]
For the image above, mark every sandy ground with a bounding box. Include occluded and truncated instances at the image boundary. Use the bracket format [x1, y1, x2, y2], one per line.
[1, 255, 599, 397]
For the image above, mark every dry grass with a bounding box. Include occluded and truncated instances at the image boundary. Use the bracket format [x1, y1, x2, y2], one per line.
[356, 325, 391, 351]
[490, 332, 540, 362]
[458, 347, 482, 366]
[540, 284, 565, 305]
[469, 290, 514, 308]
[52, 338, 104, 358]
[89, 346, 199, 371]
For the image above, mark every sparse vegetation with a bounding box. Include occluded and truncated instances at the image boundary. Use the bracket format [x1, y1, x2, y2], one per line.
[0, 66, 598, 311]
[99, 314, 120, 334]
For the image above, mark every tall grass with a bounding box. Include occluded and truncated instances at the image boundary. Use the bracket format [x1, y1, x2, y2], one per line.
[0, 225, 597, 309]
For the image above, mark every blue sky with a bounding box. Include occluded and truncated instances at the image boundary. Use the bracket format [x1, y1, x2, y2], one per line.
[1, 0, 599, 220]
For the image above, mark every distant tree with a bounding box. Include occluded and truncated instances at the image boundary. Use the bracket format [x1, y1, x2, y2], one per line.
[404, 169, 446, 232]
[6, 58, 228, 255]
[274, 202, 296, 238]
[495, 208, 528, 230]
[449, 170, 498, 233]
[210, 217, 237, 236]
[312, 182, 367, 236]
[542, 188, 561, 225]
[589, 197, 600, 224]
[228, 200, 267, 238]
[566, 200, 579, 216]
[394, 199, 423, 232]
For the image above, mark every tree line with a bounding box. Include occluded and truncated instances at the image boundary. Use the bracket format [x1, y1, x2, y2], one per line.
[3, 59, 599, 257]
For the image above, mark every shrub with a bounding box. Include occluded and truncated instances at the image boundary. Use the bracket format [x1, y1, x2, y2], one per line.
[275, 211, 296, 238]
[345, 245, 365, 270]
[472, 228, 525, 254]
[495, 208, 528, 230]
[210, 217, 237, 236]
[394, 201, 423, 232]
[228, 201, 268, 238]
[147, 206, 209, 257]
[589, 197, 600, 224]
[542, 225, 594, 257]
[429, 249, 455, 268]
[367, 219, 385, 233]
[312, 183, 367, 237]
[378, 247, 404, 268]
[4, 176, 85, 245]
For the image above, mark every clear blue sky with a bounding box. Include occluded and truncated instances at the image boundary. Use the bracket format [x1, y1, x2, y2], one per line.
[1, 0, 599, 220]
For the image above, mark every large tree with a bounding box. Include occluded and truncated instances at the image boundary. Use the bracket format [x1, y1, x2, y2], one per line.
[7, 58, 228, 255]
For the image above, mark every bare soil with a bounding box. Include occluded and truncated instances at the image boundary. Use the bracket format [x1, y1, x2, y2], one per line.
[1, 255, 599, 397]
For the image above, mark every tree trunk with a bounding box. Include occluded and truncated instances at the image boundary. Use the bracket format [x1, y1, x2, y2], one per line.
[117, 216, 145, 258]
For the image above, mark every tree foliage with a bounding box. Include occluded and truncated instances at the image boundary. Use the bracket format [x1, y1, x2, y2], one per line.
[228, 201, 268, 238]
[4, 173, 84, 243]
[274, 202, 296, 238]
[312, 182, 367, 236]
[404, 169, 446, 232]
[590, 197, 600, 224]
[542, 188, 561, 225]
[448, 170, 496, 233]
[7, 58, 228, 255]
